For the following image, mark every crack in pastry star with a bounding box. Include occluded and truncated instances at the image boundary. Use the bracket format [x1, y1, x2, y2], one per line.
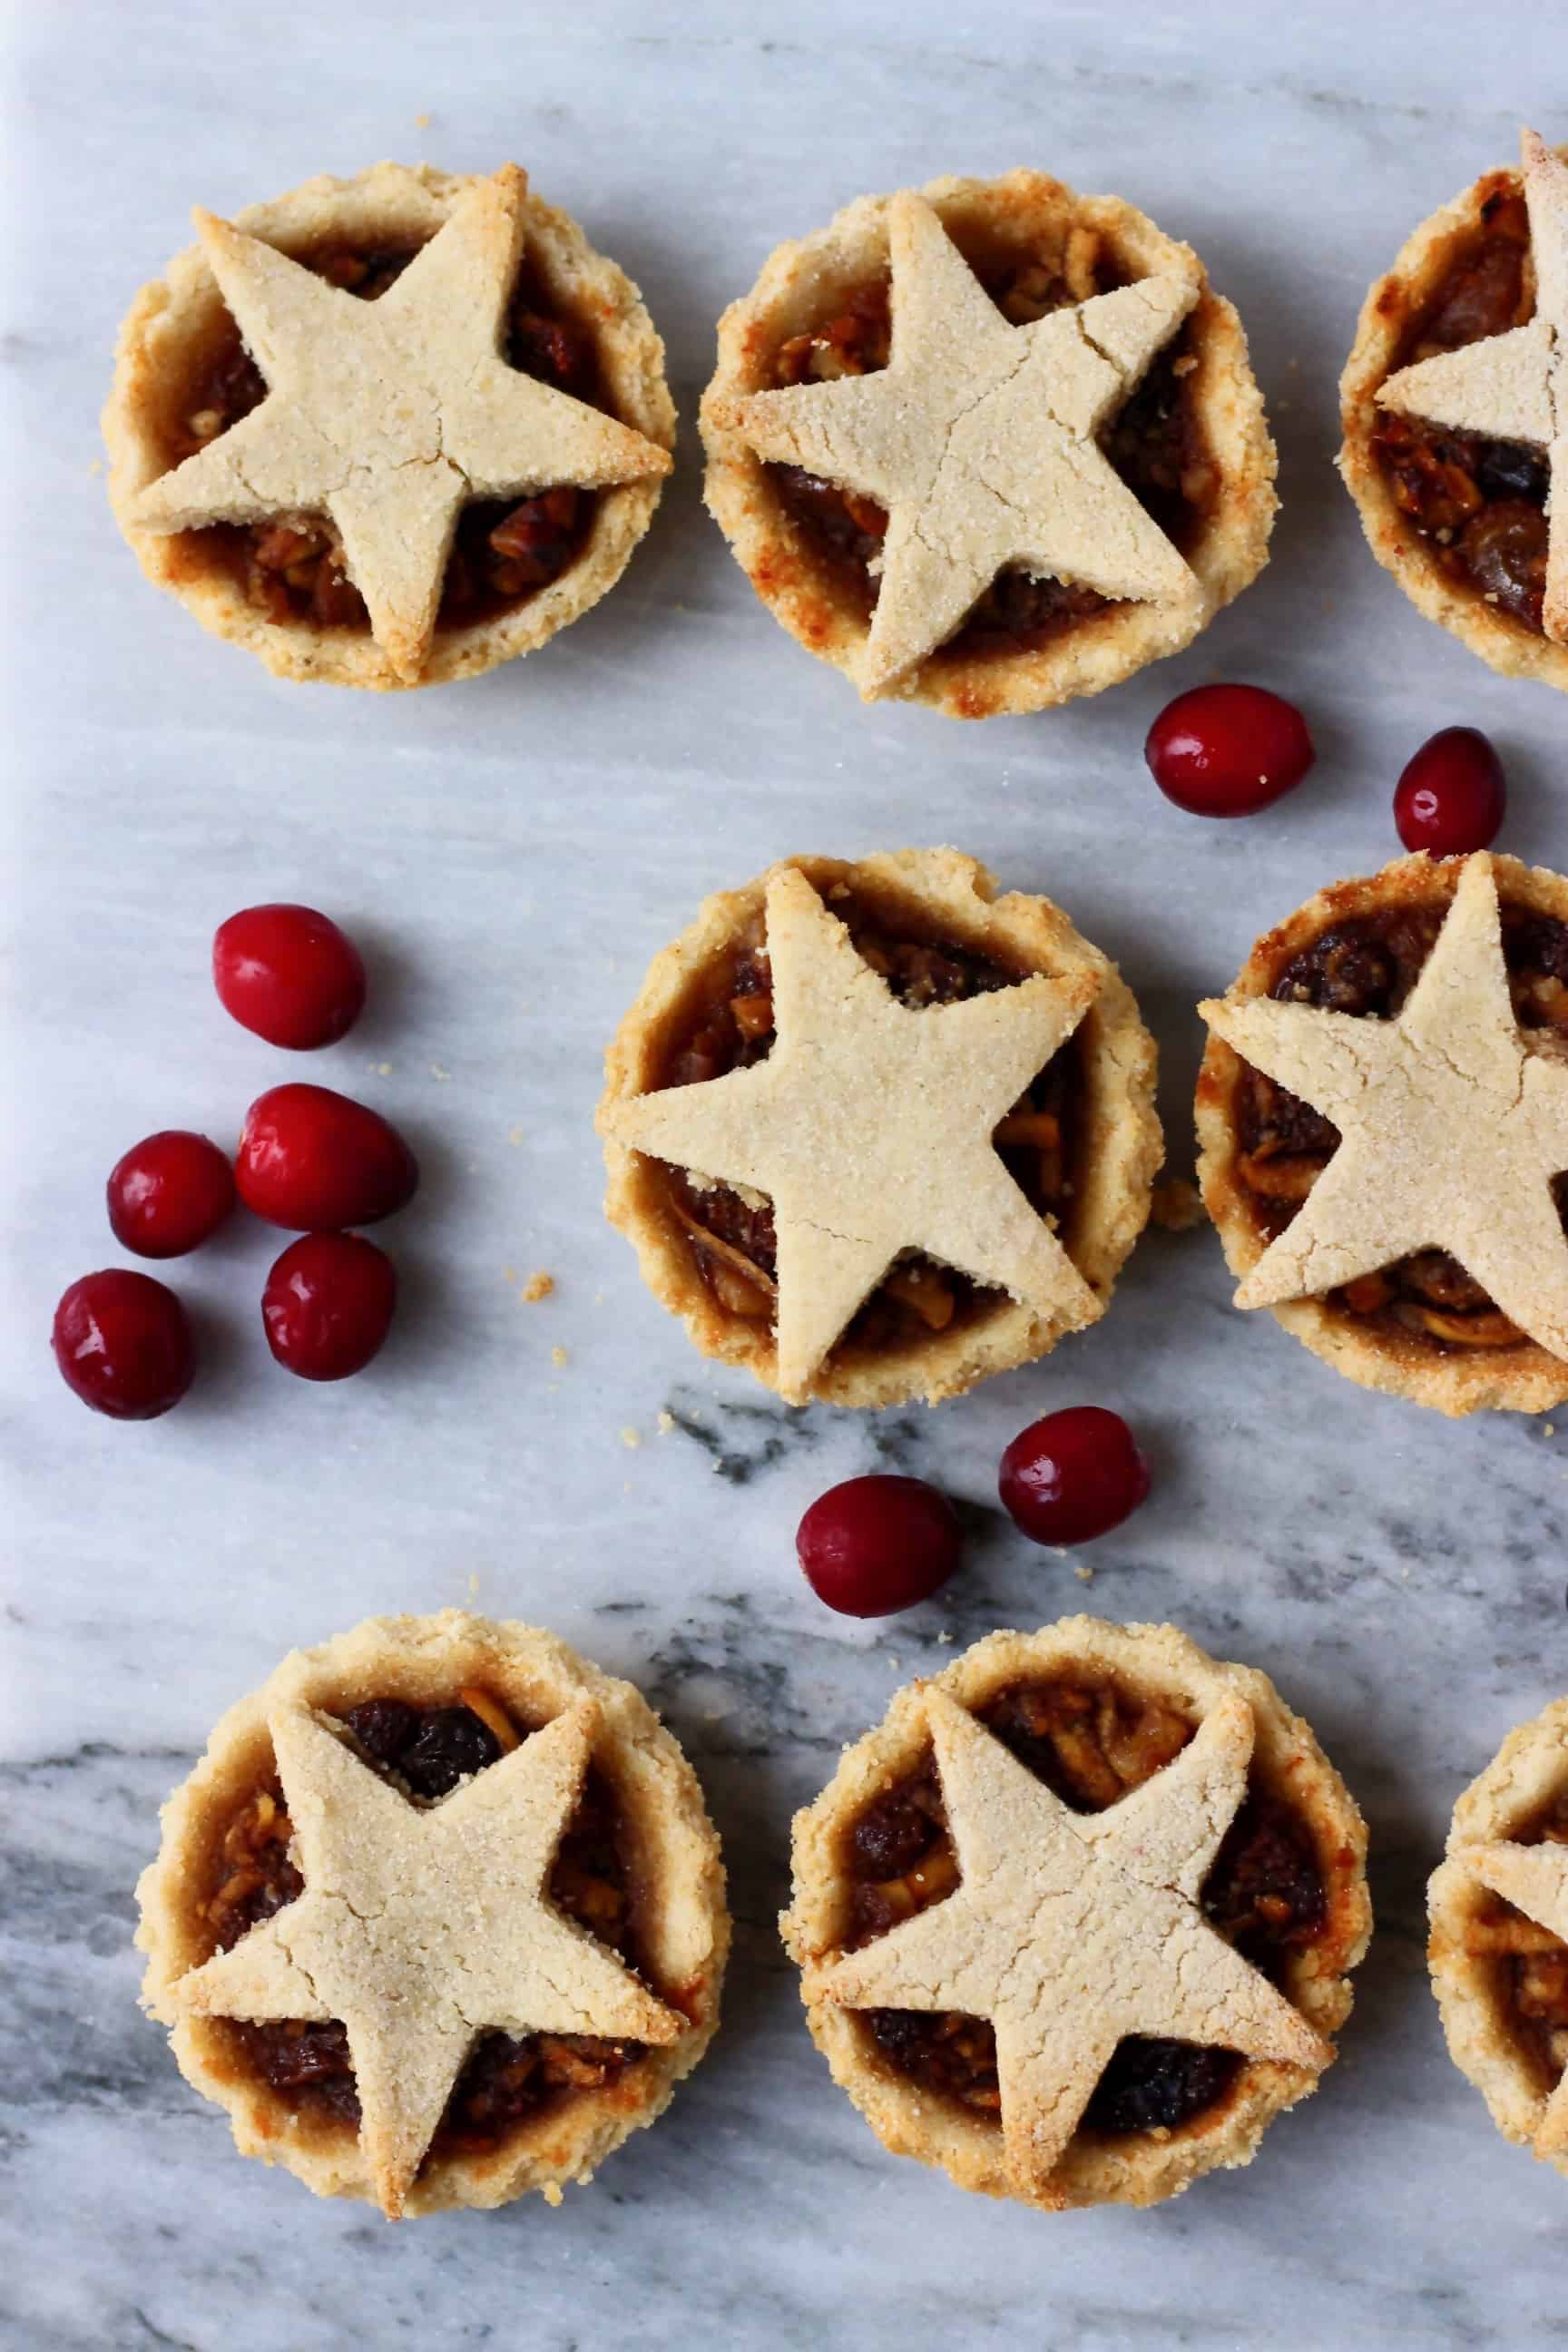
[165, 1700, 681, 2219]
[1378, 128, 1568, 643]
[129, 165, 671, 681]
[811, 1688, 1328, 2196]
[707, 191, 1203, 695]
[1201, 854, 1568, 1355]
[597, 867, 1102, 1398]
[1460, 1838, 1568, 2155]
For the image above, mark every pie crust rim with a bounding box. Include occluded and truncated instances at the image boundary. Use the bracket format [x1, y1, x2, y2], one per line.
[1428, 1694, 1568, 2176]
[597, 847, 1162, 1409]
[103, 162, 677, 691]
[134, 1609, 729, 2216]
[1195, 849, 1568, 1418]
[1338, 147, 1568, 695]
[781, 1618, 1371, 2211]
[700, 169, 1277, 719]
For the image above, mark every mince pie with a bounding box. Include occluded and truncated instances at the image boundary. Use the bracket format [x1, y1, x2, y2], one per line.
[135, 1611, 728, 2216]
[595, 848, 1161, 1408]
[782, 1620, 1370, 2210]
[1429, 1696, 1568, 2176]
[104, 163, 674, 689]
[701, 170, 1276, 716]
[1198, 851, 1568, 1416]
[1340, 128, 1568, 689]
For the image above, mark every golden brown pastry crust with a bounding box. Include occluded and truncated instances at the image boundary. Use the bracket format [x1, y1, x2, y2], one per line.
[135, 1611, 728, 2215]
[103, 163, 675, 690]
[701, 170, 1276, 718]
[1338, 146, 1568, 694]
[1196, 851, 1568, 1416]
[598, 848, 1161, 1407]
[782, 1620, 1371, 2210]
[1429, 1697, 1568, 2175]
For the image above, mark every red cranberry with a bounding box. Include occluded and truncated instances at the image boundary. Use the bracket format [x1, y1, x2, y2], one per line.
[1145, 684, 1315, 817]
[262, 1232, 397, 1381]
[236, 1083, 418, 1230]
[106, 1130, 235, 1259]
[999, 1406, 1151, 1546]
[52, 1269, 194, 1420]
[1393, 726, 1506, 856]
[797, 1475, 962, 1618]
[213, 904, 367, 1050]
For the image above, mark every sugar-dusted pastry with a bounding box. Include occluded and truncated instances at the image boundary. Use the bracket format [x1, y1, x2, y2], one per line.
[1430, 1696, 1568, 2175]
[701, 171, 1276, 716]
[596, 849, 1161, 1408]
[782, 1620, 1370, 2209]
[104, 164, 674, 688]
[1340, 128, 1568, 687]
[1197, 851, 1568, 1415]
[136, 1612, 727, 2216]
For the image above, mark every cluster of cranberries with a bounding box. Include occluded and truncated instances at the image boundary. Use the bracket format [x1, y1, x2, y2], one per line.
[1143, 682, 1507, 854]
[52, 906, 418, 1421]
[796, 1406, 1151, 1618]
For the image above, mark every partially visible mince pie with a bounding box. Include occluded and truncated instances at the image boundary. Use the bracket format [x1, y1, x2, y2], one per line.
[700, 171, 1276, 716]
[1430, 1696, 1568, 2176]
[782, 1621, 1370, 2210]
[595, 849, 1161, 1408]
[1198, 851, 1568, 1416]
[103, 163, 674, 688]
[1340, 128, 1568, 689]
[135, 1612, 728, 2216]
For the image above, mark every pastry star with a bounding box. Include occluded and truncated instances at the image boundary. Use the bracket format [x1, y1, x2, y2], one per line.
[169, 1700, 681, 2219]
[1378, 128, 1568, 643]
[1200, 854, 1568, 1355]
[1462, 1838, 1568, 2154]
[599, 867, 1101, 1399]
[131, 165, 671, 681]
[813, 1689, 1328, 2200]
[709, 191, 1201, 696]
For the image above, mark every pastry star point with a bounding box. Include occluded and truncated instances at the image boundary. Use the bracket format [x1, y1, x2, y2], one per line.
[168, 1694, 681, 2220]
[1462, 1837, 1568, 2152]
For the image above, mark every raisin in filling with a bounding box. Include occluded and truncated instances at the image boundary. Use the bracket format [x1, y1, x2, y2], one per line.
[652, 888, 1084, 1353]
[763, 236, 1214, 664]
[161, 240, 605, 632]
[845, 1677, 1327, 2141]
[1233, 896, 1568, 1350]
[205, 1690, 654, 2159]
[1461, 1791, 1568, 2092]
[1370, 181, 1549, 634]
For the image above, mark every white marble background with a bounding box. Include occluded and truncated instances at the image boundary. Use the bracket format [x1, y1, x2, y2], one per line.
[5, 3, 1568, 2345]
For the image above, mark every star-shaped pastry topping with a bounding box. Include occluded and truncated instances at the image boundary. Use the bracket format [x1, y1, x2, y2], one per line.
[1461, 1837, 1568, 2155]
[168, 1699, 681, 2218]
[599, 867, 1101, 1398]
[131, 166, 671, 681]
[708, 191, 1202, 697]
[811, 1689, 1328, 2199]
[1378, 128, 1568, 643]
[1201, 854, 1568, 1356]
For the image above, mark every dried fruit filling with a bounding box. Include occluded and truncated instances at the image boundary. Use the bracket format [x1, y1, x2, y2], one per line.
[654, 890, 1083, 1350]
[765, 236, 1214, 662]
[1235, 897, 1568, 1349]
[206, 1690, 654, 2156]
[1464, 1792, 1568, 2091]
[163, 241, 605, 631]
[845, 1677, 1327, 2139]
[1371, 182, 1550, 634]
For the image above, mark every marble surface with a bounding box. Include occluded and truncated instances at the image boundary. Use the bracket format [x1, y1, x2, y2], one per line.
[5, 3, 1568, 2345]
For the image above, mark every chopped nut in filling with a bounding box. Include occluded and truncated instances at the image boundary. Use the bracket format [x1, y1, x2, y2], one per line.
[652, 888, 1083, 1356]
[843, 1676, 1328, 2139]
[1371, 181, 1550, 635]
[204, 1690, 655, 2159]
[762, 230, 1214, 666]
[161, 245, 604, 632]
[1232, 895, 1568, 1351]
[1463, 1792, 1568, 2089]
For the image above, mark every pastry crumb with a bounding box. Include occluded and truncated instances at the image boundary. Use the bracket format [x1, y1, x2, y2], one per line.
[370, 1060, 394, 1077]
[551, 1345, 569, 1368]
[1074, 1563, 1094, 1584]
[521, 1270, 554, 1304]
[1151, 1179, 1206, 1233]
[936, 1631, 954, 1646]
[507, 1123, 526, 1147]
[1544, 1422, 1556, 1437]
[415, 110, 432, 127]
[657, 1409, 676, 1436]
[621, 1426, 642, 1450]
